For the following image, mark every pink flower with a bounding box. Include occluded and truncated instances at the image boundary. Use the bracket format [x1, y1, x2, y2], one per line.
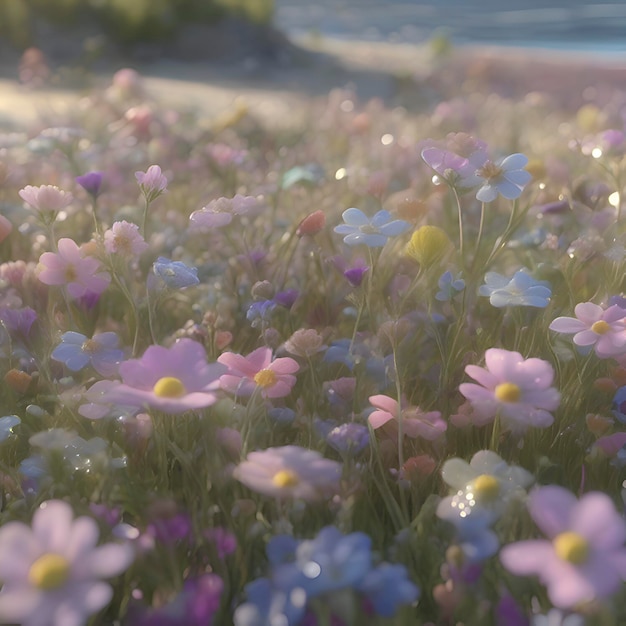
[459, 348, 561, 431]
[103, 221, 148, 256]
[500, 486, 626, 609]
[368, 395, 446, 441]
[0, 500, 134, 626]
[19, 184, 73, 213]
[135, 165, 167, 202]
[37, 238, 110, 299]
[189, 195, 264, 229]
[218, 346, 299, 399]
[233, 445, 342, 501]
[549, 302, 626, 358]
[103, 339, 226, 414]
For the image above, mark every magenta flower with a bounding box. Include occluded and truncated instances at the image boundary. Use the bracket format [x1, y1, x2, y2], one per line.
[0, 500, 134, 626]
[459, 348, 560, 431]
[368, 395, 446, 441]
[37, 238, 110, 299]
[500, 486, 626, 609]
[549, 302, 626, 358]
[218, 347, 299, 399]
[233, 445, 342, 501]
[103, 339, 226, 414]
[19, 184, 73, 213]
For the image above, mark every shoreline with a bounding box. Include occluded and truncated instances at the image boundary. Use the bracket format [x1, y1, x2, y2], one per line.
[2, 34, 626, 130]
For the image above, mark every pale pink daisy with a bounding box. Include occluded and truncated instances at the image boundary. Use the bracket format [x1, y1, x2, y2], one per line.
[19, 184, 73, 213]
[103, 221, 148, 256]
[218, 346, 299, 399]
[549, 302, 626, 358]
[459, 348, 561, 431]
[37, 238, 110, 300]
[0, 500, 134, 626]
[233, 445, 342, 501]
[368, 395, 446, 441]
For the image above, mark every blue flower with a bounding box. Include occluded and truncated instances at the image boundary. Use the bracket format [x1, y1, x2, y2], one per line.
[612, 386, 626, 424]
[334, 208, 409, 248]
[51, 331, 124, 376]
[233, 578, 305, 626]
[246, 300, 276, 328]
[152, 257, 199, 289]
[326, 422, 369, 455]
[436, 494, 499, 563]
[358, 563, 419, 617]
[435, 271, 465, 302]
[478, 268, 551, 308]
[466, 153, 532, 203]
[0, 415, 20, 443]
[273, 526, 372, 598]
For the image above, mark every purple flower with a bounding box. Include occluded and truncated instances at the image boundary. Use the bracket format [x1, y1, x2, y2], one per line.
[334, 208, 410, 248]
[51, 331, 124, 377]
[0, 500, 134, 625]
[549, 302, 626, 359]
[103, 338, 226, 414]
[613, 386, 626, 424]
[274, 289, 299, 309]
[233, 445, 342, 502]
[0, 307, 37, 338]
[326, 422, 369, 455]
[75, 171, 103, 197]
[421, 147, 471, 185]
[436, 271, 465, 302]
[500, 486, 626, 609]
[459, 348, 560, 432]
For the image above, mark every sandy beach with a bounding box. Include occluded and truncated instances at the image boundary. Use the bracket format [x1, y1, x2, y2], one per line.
[2, 33, 626, 130]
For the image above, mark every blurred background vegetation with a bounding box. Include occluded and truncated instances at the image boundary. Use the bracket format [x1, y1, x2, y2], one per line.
[0, 0, 275, 49]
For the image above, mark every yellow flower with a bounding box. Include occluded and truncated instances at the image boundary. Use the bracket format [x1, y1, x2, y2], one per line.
[405, 225, 452, 267]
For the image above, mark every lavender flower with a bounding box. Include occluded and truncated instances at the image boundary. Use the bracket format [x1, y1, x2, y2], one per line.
[334, 208, 409, 248]
[51, 331, 124, 377]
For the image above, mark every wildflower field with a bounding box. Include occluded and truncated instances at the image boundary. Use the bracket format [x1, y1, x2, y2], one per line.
[1, 59, 626, 626]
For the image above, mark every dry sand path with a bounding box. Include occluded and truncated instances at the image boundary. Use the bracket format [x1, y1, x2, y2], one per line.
[2, 35, 626, 131]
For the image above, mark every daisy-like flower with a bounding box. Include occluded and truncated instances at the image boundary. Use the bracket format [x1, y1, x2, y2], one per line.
[19, 184, 73, 214]
[479, 268, 552, 308]
[189, 195, 264, 229]
[440, 450, 534, 518]
[103, 221, 148, 257]
[463, 153, 532, 202]
[37, 238, 110, 300]
[459, 348, 561, 431]
[51, 331, 124, 377]
[103, 338, 226, 414]
[218, 346, 299, 399]
[500, 486, 626, 609]
[549, 302, 626, 358]
[0, 499, 134, 626]
[368, 395, 446, 441]
[233, 445, 342, 501]
[334, 208, 410, 248]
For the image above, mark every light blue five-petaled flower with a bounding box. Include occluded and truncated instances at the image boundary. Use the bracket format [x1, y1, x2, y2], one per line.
[334, 208, 410, 248]
[479, 268, 551, 308]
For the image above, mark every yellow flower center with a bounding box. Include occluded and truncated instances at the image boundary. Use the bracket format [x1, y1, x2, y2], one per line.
[64, 265, 78, 282]
[81, 339, 99, 353]
[553, 531, 589, 564]
[28, 553, 70, 590]
[591, 320, 610, 335]
[477, 161, 504, 181]
[472, 474, 500, 501]
[153, 376, 186, 398]
[253, 369, 277, 388]
[272, 469, 299, 488]
[494, 382, 521, 403]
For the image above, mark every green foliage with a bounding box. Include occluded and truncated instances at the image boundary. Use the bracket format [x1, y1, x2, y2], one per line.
[0, 0, 275, 50]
